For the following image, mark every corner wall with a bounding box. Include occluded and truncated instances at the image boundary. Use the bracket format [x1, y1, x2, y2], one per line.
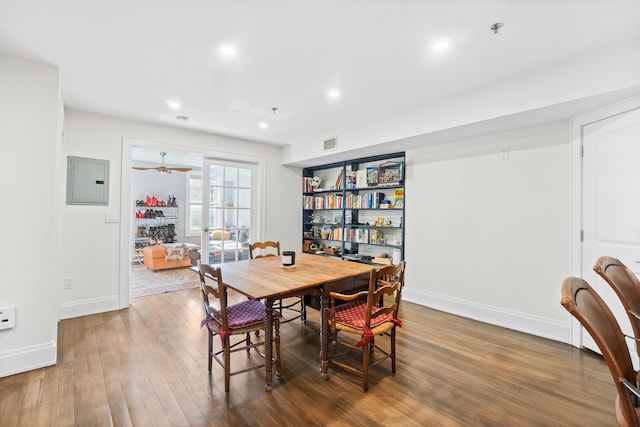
[404, 122, 571, 341]
[0, 54, 61, 376]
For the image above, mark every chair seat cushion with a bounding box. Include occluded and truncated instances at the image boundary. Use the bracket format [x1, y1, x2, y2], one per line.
[334, 301, 393, 330]
[222, 299, 280, 330]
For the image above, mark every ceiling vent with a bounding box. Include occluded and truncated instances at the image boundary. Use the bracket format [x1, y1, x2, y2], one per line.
[323, 136, 337, 151]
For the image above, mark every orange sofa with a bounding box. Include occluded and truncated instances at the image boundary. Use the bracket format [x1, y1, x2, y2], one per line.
[143, 244, 192, 271]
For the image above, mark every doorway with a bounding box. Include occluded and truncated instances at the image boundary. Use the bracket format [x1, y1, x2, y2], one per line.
[130, 147, 203, 298]
[119, 137, 267, 309]
[571, 96, 640, 356]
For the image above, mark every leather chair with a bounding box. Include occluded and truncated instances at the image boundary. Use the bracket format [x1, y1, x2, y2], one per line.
[561, 276, 640, 426]
[594, 256, 640, 362]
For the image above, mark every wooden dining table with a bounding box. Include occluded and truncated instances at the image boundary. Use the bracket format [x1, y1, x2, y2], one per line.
[219, 252, 373, 391]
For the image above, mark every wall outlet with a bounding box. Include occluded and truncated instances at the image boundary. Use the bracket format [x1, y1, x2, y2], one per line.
[0, 307, 16, 330]
[64, 277, 73, 289]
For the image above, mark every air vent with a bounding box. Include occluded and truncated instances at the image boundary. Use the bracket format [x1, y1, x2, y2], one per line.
[323, 137, 337, 151]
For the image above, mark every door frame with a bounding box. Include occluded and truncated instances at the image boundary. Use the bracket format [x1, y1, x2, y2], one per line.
[569, 95, 640, 347]
[119, 137, 266, 309]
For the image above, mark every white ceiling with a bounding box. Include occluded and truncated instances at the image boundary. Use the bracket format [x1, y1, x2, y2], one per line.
[1, 1, 639, 166]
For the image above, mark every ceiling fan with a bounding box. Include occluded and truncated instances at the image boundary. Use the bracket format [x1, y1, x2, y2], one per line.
[132, 152, 192, 174]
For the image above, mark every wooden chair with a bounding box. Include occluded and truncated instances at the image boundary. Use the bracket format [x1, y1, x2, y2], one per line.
[561, 276, 640, 427]
[594, 256, 640, 361]
[198, 261, 281, 393]
[328, 261, 406, 391]
[249, 241, 306, 324]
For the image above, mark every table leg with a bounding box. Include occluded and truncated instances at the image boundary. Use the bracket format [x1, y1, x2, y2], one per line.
[264, 298, 274, 391]
[320, 290, 330, 379]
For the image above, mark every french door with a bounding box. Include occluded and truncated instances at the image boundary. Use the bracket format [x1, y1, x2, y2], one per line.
[200, 159, 256, 265]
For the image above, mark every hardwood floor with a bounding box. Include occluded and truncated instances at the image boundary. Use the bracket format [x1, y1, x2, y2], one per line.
[0, 288, 616, 426]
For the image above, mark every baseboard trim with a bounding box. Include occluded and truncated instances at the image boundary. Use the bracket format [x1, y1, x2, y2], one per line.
[60, 295, 120, 319]
[0, 340, 57, 378]
[403, 288, 569, 344]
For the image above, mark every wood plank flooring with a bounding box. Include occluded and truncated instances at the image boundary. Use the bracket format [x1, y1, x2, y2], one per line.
[0, 288, 616, 426]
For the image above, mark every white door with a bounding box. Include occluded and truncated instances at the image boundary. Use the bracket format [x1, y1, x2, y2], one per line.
[200, 159, 256, 265]
[582, 106, 640, 357]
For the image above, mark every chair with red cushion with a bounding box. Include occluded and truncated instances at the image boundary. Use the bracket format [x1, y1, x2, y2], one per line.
[328, 261, 406, 391]
[198, 261, 281, 393]
[250, 240, 306, 324]
[561, 276, 640, 427]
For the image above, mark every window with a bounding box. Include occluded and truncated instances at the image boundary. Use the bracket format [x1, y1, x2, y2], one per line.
[185, 172, 202, 236]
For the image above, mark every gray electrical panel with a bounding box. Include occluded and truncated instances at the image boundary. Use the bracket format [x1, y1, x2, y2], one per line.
[66, 156, 109, 205]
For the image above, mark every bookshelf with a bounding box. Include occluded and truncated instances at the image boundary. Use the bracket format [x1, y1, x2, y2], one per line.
[302, 152, 405, 266]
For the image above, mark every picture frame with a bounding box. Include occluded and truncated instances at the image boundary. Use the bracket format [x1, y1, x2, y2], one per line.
[378, 160, 403, 186]
[366, 167, 378, 186]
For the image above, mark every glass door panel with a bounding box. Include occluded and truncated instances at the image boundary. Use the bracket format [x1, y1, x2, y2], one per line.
[201, 160, 254, 265]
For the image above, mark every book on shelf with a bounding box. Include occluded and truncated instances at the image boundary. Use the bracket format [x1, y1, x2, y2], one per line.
[393, 188, 404, 208]
[356, 170, 367, 188]
[334, 169, 344, 190]
[345, 170, 356, 189]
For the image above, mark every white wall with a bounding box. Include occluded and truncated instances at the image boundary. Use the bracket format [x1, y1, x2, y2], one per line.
[0, 54, 62, 376]
[59, 109, 301, 319]
[404, 122, 570, 341]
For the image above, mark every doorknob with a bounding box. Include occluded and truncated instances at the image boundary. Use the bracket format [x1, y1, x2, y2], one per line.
[203, 227, 209, 232]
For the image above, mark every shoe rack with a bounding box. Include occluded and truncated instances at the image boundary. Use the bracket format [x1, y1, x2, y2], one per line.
[132, 195, 179, 263]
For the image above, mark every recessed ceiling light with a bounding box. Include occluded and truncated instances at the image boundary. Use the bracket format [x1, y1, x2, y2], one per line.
[258, 121, 268, 129]
[432, 38, 451, 52]
[166, 100, 181, 110]
[328, 89, 341, 99]
[219, 44, 237, 56]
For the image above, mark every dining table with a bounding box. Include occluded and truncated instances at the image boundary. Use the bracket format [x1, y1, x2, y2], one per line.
[219, 252, 374, 391]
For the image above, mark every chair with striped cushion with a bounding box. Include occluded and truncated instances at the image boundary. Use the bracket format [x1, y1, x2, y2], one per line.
[198, 261, 281, 393]
[328, 261, 406, 391]
[250, 240, 306, 324]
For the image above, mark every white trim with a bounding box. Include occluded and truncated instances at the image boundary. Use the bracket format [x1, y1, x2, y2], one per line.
[59, 295, 120, 319]
[0, 340, 57, 378]
[185, 171, 203, 237]
[403, 289, 568, 343]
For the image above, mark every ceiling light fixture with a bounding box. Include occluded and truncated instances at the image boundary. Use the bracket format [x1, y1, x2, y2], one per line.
[166, 100, 181, 110]
[259, 121, 268, 129]
[490, 22, 504, 34]
[328, 89, 341, 99]
[432, 38, 451, 52]
[219, 44, 236, 56]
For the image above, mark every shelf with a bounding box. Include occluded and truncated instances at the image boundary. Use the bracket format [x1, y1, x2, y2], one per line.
[132, 198, 180, 262]
[135, 217, 177, 220]
[344, 225, 401, 229]
[302, 152, 405, 263]
[345, 208, 402, 211]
